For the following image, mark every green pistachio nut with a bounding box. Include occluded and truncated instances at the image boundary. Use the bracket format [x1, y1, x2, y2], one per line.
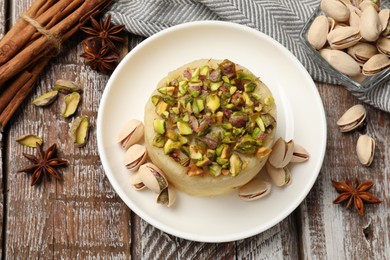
[177, 121, 193, 135]
[71, 116, 90, 147]
[206, 94, 220, 113]
[54, 80, 82, 94]
[32, 90, 58, 107]
[62, 92, 81, 118]
[153, 134, 165, 148]
[16, 134, 43, 147]
[229, 153, 243, 176]
[153, 119, 166, 134]
[208, 163, 222, 176]
[163, 139, 181, 154]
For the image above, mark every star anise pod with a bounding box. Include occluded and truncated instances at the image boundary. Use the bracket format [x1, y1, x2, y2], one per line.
[17, 143, 68, 186]
[81, 14, 125, 50]
[332, 179, 381, 216]
[80, 39, 119, 74]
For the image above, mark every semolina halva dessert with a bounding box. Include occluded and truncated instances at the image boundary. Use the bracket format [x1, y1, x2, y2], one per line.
[144, 59, 277, 196]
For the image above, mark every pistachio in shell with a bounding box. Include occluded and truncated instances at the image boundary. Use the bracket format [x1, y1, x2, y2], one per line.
[268, 137, 294, 168]
[290, 144, 310, 163]
[238, 178, 271, 201]
[307, 15, 329, 50]
[320, 0, 350, 22]
[376, 37, 390, 56]
[265, 162, 291, 187]
[360, 4, 382, 42]
[130, 172, 145, 191]
[356, 134, 375, 166]
[54, 79, 82, 94]
[327, 26, 362, 49]
[16, 134, 43, 147]
[138, 162, 168, 193]
[62, 92, 81, 118]
[124, 144, 147, 171]
[156, 187, 176, 207]
[32, 90, 58, 107]
[362, 53, 390, 76]
[320, 49, 361, 77]
[117, 119, 144, 149]
[337, 104, 366, 132]
[347, 42, 379, 64]
[70, 115, 90, 147]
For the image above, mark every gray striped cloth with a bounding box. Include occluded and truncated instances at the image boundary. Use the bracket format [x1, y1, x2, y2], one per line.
[107, 0, 390, 113]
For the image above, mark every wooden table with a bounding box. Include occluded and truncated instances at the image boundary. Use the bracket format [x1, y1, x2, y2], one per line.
[0, 1, 389, 259]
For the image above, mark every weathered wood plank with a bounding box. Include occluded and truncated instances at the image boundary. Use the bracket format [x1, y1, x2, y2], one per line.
[0, 0, 6, 257]
[4, 1, 132, 258]
[299, 83, 390, 259]
[236, 214, 299, 259]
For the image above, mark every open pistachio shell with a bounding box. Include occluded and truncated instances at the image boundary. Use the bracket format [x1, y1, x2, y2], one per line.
[32, 90, 58, 107]
[156, 187, 176, 207]
[360, 4, 382, 42]
[138, 162, 168, 193]
[238, 178, 271, 201]
[320, 49, 361, 77]
[117, 119, 144, 149]
[70, 116, 90, 147]
[356, 134, 375, 166]
[337, 104, 366, 132]
[265, 162, 291, 187]
[16, 134, 43, 147]
[308, 15, 329, 50]
[62, 92, 81, 118]
[130, 173, 146, 191]
[321, 0, 350, 22]
[124, 144, 147, 171]
[362, 53, 390, 76]
[268, 137, 294, 168]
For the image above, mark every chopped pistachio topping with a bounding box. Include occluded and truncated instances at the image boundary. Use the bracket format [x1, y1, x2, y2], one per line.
[151, 59, 275, 177]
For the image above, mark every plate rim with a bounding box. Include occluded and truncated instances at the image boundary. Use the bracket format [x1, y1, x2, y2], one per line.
[97, 20, 327, 242]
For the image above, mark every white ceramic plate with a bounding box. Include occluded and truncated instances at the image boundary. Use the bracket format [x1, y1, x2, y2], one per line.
[97, 21, 326, 243]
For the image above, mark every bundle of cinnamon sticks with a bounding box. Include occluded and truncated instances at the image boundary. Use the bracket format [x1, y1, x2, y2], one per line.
[0, 0, 113, 129]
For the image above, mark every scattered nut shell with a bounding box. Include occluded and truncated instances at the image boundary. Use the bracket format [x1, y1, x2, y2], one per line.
[356, 134, 375, 166]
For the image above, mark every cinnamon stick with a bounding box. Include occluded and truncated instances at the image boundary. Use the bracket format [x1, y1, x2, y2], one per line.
[0, 0, 113, 87]
[0, 71, 32, 115]
[0, 58, 49, 129]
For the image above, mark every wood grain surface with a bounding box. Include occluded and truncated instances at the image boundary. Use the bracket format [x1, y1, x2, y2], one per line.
[0, 0, 389, 259]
